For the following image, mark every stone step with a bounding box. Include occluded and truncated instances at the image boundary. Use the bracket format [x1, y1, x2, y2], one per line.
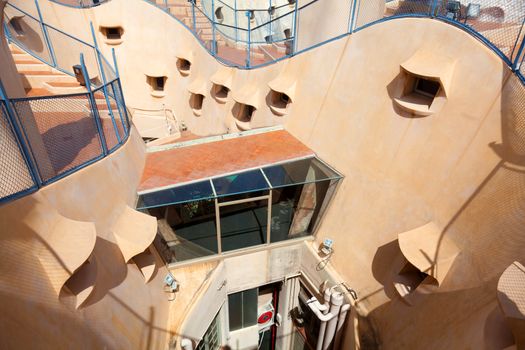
[15, 62, 50, 72]
[42, 81, 86, 94]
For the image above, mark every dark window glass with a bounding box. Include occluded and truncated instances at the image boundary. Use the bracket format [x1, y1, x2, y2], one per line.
[263, 158, 339, 188]
[106, 27, 121, 39]
[137, 180, 214, 209]
[414, 78, 440, 97]
[155, 77, 165, 90]
[150, 199, 217, 263]
[228, 288, 258, 331]
[228, 291, 243, 331]
[220, 199, 268, 252]
[213, 169, 270, 198]
[270, 180, 331, 243]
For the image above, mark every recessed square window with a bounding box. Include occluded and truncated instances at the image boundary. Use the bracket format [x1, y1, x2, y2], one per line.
[413, 77, 440, 98]
[190, 93, 204, 116]
[233, 103, 256, 131]
[176, 58, 191, 76]
[106, 27, 121, 40]
[100, 26, 124, 45]
[212, 84, 229, 103]
[147, 76, 167, 97]
[268, 90, 292, 116]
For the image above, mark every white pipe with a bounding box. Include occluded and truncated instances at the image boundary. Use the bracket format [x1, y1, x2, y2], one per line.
[180, 338, 193, 350]
[307, 297, 337, 322]
[315, 289, 333, 350]
[333, 304, 351, 350]
[323, 292, 344, 350]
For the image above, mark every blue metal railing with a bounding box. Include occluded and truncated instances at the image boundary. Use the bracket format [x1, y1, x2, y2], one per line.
[138, 0, 525, 77]
[41, 0, 525, 76]
[0, 2, 131, 204]
[48, 0, 109, 8]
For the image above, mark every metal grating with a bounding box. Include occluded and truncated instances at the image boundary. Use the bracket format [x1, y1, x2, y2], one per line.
[10, 94, 104, 184]
[0, 101, 37, 201]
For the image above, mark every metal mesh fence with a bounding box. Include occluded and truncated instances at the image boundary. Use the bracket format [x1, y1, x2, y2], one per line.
[436, 0, 525, 63]
[3, 5, 53, 66]
[10, 94, 104, 184]
[0, 101, 37, 202]
[518, 52, 525, 78]
[49, 0, 110, 8]
[354, 0, 433, 30]
[99, 55, 117, 82]
[92, 87, 120, 151]
[108, 80, 130, 138]
[45, 25, 102, 85]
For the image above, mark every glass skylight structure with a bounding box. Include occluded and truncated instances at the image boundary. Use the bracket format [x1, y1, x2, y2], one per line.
[137, 157, 342, 265]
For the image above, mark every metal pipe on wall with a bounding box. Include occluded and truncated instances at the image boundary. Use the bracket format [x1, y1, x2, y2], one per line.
[333, 304, 351, 350]
[322, 291, 343, 350]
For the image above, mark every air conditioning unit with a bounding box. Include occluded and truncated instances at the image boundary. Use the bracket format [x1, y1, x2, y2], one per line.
[257, 293, 275, 332]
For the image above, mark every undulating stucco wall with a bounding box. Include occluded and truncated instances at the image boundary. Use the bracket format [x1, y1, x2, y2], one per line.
[282, 19, 525, 349]
[3, 0, 525, 348]
[0, 128, 175, 349]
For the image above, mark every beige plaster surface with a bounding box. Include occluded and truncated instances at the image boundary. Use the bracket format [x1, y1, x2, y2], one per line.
[1, 1, 525, 348]
[0, 128, 172, 349]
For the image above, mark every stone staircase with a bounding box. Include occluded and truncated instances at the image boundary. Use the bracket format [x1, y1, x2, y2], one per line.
[151, 0, 289, 66]
[10, 44, 86, 96]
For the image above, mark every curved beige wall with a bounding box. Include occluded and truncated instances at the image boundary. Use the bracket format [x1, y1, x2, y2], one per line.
[3, 1, 525, 348]
[0, 129, 173, 349]
[283, 19, 525, 349]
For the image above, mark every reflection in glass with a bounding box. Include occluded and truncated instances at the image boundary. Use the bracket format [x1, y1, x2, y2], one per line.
[220, 199, 268, 252]
[137, 180, 214, 209]
[270, 180, 332, 243]
[213, 169, 270, 198]
[263, 157, 338, 188]
[149, 199, 217, 263]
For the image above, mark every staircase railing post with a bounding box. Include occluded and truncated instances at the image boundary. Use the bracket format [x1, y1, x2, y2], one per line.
[80, 53, 108, 156]
[430, 0, 439, 17]
[246, 10, 251, 67]
[192, 0, 197, 33]
[89, 22, 122, 144]
[112, 48, 130, 133]
[292, 0, 299, 54]
[269, 0, 272, 43]
[4, 22, 12, 42]
[349, 0, 359, 33]
[512, 19, 525, 71]
[34, 0, 57, 68]
[234, 0, 238, 43]
[212, 0, 217, 54]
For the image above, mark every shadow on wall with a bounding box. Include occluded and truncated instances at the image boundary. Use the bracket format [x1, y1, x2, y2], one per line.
[483, 303, 516, 349]
[360, 62, 525, 348]
[9, 17, 46, 56]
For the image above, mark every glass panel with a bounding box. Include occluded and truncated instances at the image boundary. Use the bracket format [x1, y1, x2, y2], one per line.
[149, 199, 217, 264]
[228, 288, 258, 332]
[270, 180, 333, 243]
[263, 158, 340, 188]
[213, 169, 270, 198]
[137, 181, 215, 209]
[220, 199, 268, 252]
[228, 292, 243, 332]
[242, 288, 258, 327]
[217, 189, 269, 203]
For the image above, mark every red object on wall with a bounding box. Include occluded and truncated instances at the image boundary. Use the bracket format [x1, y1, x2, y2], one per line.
[258, 311, 273, 324]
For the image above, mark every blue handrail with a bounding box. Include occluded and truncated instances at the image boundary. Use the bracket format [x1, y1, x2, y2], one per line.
[0, 1, 131, 204]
